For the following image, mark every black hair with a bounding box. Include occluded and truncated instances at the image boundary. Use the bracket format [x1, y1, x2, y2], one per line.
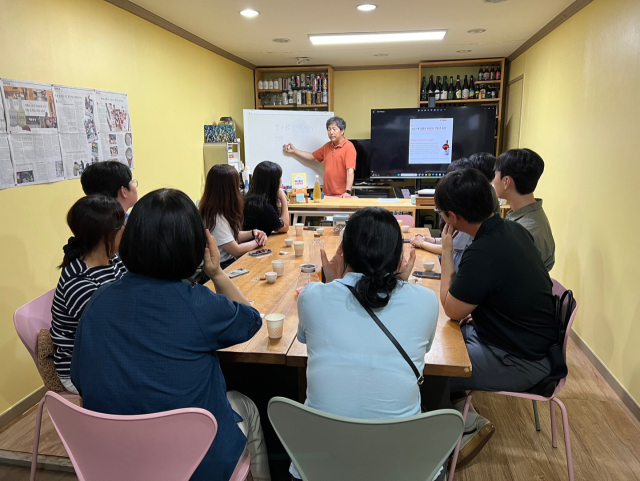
[341, 207, 403, 309]
[494, 148, 544, 195]
[435, 168, 494, 223]
[119, 189, 206, 280]
[244, 161, 282, 214]
[446, 158, 472, 174]
[59, 195, 124, 268]
[81, 160, 132, 198]
[468, 152, 497, 182]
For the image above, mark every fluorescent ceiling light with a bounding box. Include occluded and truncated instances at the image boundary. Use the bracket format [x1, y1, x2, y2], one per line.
[357, 4, 377, 11]
[309, 30, 446, 45]
[240, 9, 260, 17]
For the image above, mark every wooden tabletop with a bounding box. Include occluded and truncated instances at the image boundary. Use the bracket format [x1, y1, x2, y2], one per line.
[287, 197, 417, 212]
[210, 226, 471, 377]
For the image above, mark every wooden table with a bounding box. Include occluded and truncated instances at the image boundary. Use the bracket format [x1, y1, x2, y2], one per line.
[287, 198, 418, 224]
[211, 227, 471, 378]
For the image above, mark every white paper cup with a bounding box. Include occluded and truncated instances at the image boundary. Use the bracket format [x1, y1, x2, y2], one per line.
[265, 313, 285, 339]
[295, 223, 304, 236]
[402, 225, 410, 233]
[316, 228, 325, 235]
[284, 238, 294, 247]
[265, 272, 277, 284]
[293, 241, 305, 257]
[271, 260, 285, 276]
[422, 261, 435, 272]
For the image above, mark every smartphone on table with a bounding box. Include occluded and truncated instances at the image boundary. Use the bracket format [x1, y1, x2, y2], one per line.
[228, 268, 250, 278]
[248, 248, 272, 257]
[412, 271, 441, 279]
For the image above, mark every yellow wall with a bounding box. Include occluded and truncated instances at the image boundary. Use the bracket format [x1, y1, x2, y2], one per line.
[0, 0, 254, 415]
[508, 0, 640, 403]
[334, 69, 418, 139]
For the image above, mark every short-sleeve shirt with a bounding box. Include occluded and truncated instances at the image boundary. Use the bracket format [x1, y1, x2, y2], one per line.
[297, 272, 439, 419]
[210, 214, 235, 263]
[243, 200, 284, 235]
[449, 215, 556, 360]
[312, 139, 357, 196]
[70, 273, 262, 481]
[506, 199, 555, 271]
[50, 256, 126, 379]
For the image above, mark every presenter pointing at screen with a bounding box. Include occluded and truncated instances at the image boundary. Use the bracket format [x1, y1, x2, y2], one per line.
[284, 116, 356, 198]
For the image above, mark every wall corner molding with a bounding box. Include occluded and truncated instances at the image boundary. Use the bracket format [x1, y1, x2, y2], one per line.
[0, 386, 46, 432]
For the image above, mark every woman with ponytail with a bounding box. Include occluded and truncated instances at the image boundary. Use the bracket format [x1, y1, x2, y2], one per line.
[50, 195, 126, 393]
[290, 207, 440, 480]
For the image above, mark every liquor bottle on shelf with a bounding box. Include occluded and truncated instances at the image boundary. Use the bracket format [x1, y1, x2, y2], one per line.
[495, 65, 501, 80]
[478, 65, 483, 81]
[288, 89, 294, 105]
[462, 75, 469, 99]
[490, 66, 496, 80]
[480, 85, 486, 99]
[435, 76, 441, 101]
[427, 76, 435, 97]
[421, 76, 427, 101]
[441, 76, 449, 101]
[469, 76, 475, 99]
[455, 75, 462, 99]
[448, 76, 455, 100]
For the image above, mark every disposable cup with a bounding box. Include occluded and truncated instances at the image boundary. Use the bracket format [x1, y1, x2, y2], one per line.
[271, 260, 285, 276]
[266, 313, 285, 339]
[422, 261, 435, 272]
[293, 241, 305, 257]
[316, 228, 325, 235]
[265, 272, 277, 284]
[402, 225, 410, 233]
[284, 238, 294, 247]
[295, 223, 304, 236]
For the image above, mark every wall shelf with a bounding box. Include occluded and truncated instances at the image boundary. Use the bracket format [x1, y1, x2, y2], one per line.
[254, 66, 334, 111]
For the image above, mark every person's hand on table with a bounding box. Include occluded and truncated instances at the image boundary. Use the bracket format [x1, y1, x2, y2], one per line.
[203, 229, 223, 279]
[397, 247, 416, 282]
[441, 223, 458, 256]
[320, 243, 344, 283]
[254, 229, 267, 246]
[340, 192, 351, 198]
[410, 234, 426, 248]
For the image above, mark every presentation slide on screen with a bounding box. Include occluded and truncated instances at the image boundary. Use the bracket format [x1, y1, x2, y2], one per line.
[408, 118, 453, 164]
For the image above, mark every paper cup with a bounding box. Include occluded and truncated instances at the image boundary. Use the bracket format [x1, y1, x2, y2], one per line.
[422, 261, 435, 272]
[295, 223, 304, 236]
[265, 272, 277, 284]
[266, 313, 285, 339]
[402, 225, 410, 233]
[293, 241, 305, 257]
[271, 260, 285, 276]
[316, 228, 325, 235]
[284, 238, 294, 247]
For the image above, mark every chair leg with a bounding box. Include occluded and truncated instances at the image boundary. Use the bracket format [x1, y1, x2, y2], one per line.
[448, 392, 474, 481]
[30, 397, 45, 481]
[550, 399, 557, 448]
[552, 398, 574, 481]
[532, 400, 541, 432]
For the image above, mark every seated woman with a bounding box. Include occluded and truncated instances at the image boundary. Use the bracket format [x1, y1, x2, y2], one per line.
[71, 189, 271, 481]
[50, 195, 126, 394]
[243, 161, 289, 235]
[200, 164, 267, 270]
[292, 207, 440, 480]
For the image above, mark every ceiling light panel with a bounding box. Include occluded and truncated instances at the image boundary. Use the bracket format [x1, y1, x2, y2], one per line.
[239, 9, 259, 17]
[309, 30, 446, 45]
[357, 4, 377, 11]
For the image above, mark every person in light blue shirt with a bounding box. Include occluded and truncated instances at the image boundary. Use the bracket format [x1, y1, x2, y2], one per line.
[291, 207, 440, 479]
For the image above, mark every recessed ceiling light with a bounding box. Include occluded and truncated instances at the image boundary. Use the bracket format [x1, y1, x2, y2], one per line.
[239, 9, 259, 17]
[457, 50, 472, 53]
[357, 4, 377, 11]
[484, 0, 507, 3]
[309, 30, 446, 45]
[272, 38, 291, 43]
[296, 57, 311, 65]
[374, 53, 389, 57]
[467, 28, 486, 34]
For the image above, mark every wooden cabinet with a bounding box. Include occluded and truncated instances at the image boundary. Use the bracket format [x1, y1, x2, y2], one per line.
[418, 58, 506, 154]
[254, 66, 334, 111]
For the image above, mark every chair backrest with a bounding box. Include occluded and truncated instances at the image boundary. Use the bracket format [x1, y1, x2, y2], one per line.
[14, 289, 56, 370]
[551, 279, 578, 394]
[394, 214, 415, 228]
[268, 397, 463, 481]
[45, 392, 217, 481]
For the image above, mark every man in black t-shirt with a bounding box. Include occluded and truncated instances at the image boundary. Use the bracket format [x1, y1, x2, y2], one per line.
[435, 168, 555, 466]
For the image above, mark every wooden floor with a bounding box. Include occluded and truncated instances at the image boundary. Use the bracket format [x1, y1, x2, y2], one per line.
[0, 338, 639, 480]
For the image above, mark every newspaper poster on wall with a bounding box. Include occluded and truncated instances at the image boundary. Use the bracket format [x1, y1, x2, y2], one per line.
[0, 134, 15, 189]
[98, 132, 133, 169]
[95, 90, 131, 133]
[1, 80, 58, 134]
[0, 82, 6, 133]
[9, 134, 64, 186]
[53, 86, 99, 178]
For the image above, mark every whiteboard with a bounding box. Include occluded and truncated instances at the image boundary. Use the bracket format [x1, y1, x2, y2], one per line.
[243, 109, 334, 188]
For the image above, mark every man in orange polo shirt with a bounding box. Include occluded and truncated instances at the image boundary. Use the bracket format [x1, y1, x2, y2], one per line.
[284, 116, 356, 197]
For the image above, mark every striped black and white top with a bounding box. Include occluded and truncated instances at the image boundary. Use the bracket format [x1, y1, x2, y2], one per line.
[50, 256, 126, 380]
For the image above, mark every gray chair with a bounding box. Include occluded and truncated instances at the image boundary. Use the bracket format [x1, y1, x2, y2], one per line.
[268, 397, 463, 481]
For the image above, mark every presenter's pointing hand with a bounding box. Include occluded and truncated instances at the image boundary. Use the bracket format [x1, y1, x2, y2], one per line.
[284, 143, 295, 153]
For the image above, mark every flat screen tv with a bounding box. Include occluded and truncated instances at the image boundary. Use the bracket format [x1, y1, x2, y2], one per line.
[369, 106, 497, 179]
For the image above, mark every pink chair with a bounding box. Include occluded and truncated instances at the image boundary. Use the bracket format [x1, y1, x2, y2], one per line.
[44, 391, 247, 481]
[394, 214, 415, 228]
[449, 279, 578, 481]
[14, 289, 81, 481]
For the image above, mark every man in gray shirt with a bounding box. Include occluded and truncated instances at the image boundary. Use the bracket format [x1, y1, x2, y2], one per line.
[493, 149, 555, 271]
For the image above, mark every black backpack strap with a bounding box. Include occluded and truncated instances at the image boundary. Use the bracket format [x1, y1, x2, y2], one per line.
[345, 284, 424, 385]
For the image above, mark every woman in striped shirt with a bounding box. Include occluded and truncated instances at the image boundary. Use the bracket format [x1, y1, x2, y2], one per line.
[50, 195, 126, 393]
